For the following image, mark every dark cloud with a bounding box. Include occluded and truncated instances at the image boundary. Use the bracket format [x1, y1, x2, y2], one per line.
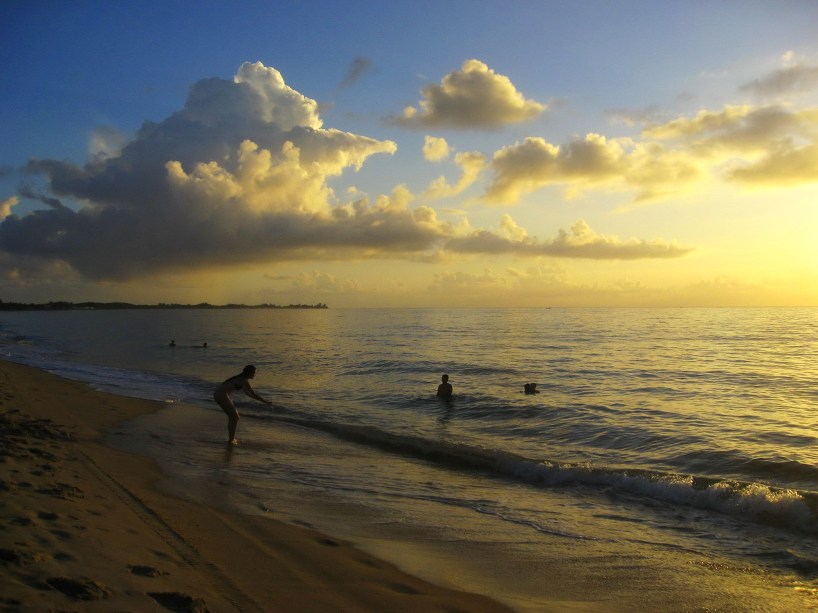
[17, 186, 69, 211]
[338, 56, 373, 89]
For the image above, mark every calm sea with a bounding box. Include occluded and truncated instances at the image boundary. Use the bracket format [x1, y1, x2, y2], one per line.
[2, 307, 817, 610]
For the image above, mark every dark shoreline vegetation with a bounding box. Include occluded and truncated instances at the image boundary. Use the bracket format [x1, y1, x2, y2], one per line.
[0, 300, 328, 311]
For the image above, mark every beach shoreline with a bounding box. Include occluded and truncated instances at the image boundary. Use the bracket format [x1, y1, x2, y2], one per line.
[0, 359, 515, 612]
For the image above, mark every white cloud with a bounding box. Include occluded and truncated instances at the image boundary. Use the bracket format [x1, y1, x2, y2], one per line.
[645, 104, 818, 187]
[423, 135, 450, 161]
[423, 151, 486, 199]
[486, 134, 626, 203]
[395, 59, 546, 129]
[644, 105, 808, 152]
[728, 142, 818, 185]
[485, 100, 818, 205]
[233, 61, 322, 130]
[3, 62, 405, 279]
[1, 61, 697, 284]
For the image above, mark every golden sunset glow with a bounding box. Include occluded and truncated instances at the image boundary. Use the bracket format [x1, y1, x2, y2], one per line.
[2, 3, 817, 306]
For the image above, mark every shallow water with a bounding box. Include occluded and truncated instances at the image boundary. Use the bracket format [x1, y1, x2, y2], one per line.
[3, 307, 818, 609]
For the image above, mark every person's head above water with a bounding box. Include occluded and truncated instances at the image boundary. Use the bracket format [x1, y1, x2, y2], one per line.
[441, 374, 449, 382]
[242, 365, 257, 378]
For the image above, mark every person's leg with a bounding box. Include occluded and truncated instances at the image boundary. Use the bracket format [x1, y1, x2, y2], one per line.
[214, 393, 240, 443]
[227, 410, 239, 443]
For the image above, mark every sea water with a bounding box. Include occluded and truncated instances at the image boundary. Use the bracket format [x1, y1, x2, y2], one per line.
[2, 307, 817, 610]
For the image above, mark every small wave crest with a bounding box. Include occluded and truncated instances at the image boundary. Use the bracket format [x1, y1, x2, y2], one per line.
[258, 410, 818, 536]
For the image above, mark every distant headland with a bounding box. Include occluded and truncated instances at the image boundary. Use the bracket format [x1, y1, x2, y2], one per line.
[0, 301, 328, 311]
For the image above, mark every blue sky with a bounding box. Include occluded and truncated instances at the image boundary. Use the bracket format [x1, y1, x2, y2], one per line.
[2, 1, 818, 306]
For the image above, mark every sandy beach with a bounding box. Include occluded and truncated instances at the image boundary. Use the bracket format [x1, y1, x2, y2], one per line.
[0, 359, 512, 612]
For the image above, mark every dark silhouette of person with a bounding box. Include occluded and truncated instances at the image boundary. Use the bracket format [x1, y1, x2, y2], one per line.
[213, 365, 272, 445]
[524, 383, 540, 394]
[437, 374, 453, 399]
[169, 340, 176, 347]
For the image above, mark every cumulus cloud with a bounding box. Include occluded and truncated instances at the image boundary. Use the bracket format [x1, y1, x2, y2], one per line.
[475, 61, 817, 205]
[486, 98, 818, 204]
[1, 61, 696, 283]
[424, 151, 486, 199]
[2, 62, 415, 280]
[395, 59, 546, 129]
[444, 217, 692, 260]
[645, 104, 818, 186]
[728, 142, 818, 185]
[621, 143, 703, 202]
[644, 105, 811, 152]
[486, 134, 623, 204]
[423, 136, 450, 161]
[233, 61, 322, 130]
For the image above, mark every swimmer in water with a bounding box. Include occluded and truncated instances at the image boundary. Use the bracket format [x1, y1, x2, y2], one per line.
[437, 373, 453, 399]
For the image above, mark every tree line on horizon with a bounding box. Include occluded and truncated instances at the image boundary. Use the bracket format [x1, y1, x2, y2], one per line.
[0, 300, 329, 311]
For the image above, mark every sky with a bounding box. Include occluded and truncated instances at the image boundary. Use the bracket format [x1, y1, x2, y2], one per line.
[2, 1, 818, 308]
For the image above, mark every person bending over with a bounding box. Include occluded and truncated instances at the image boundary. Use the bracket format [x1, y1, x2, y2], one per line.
[213, 365, 272, 445]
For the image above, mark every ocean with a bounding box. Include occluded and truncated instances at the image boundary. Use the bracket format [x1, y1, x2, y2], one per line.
[2, 307, 817, 610]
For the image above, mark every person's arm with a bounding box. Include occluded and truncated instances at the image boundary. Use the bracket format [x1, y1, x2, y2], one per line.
[242, 381, 272, 404]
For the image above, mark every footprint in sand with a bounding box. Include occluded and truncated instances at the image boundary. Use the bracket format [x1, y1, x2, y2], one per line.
[148, 591, 208, 612]
[128, 564, 169, 577]
[387, 582, 423, 595]
[0, 548, 23, 564]
[0, 548, 49, 565]
[36, 482, 84, 499]
[317, 538, 340, 547]
[49, 529, 72, 540]
[44, 576, 110, 600]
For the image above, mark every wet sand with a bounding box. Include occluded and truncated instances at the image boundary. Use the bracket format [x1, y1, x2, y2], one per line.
[0, 359, 513, 612]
